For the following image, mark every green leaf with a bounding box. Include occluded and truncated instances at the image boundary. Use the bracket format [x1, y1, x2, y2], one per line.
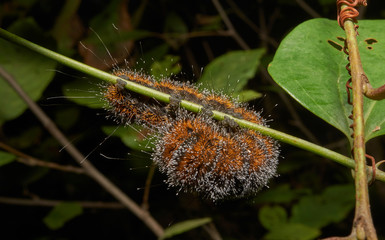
[268, 19, 385, 143]
[102, 125, 155, 151]
[62, 79, 104, 109]
[263, 222, 321, 240]
[0, 151, 16, 167]
[43, 202, 83, 230]
[290, 184, 355, 228]
[258, 205, 287, 230]
[198, 49, 265, 95]
[0, 18, 57, 123]
[164, 12, 188, 34]
[236, 89, 262, 102]
[160, 217, 212, 240]
[151, 55, 182, 79]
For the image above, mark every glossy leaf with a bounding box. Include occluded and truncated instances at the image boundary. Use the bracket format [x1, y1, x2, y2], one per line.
[268, 19, 385, 143]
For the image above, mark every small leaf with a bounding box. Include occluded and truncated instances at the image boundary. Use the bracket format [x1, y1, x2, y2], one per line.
[43, 202, 83, 230]
[151, 55, 182, 79]
[258, 205, 287, 230]
[236, 89, 262, 102]
[161, 217, 212, 240]
[62, 80, 104, 109]
[290, 184, 354, 228]
[198, 49, 265, 95]
[102, 125, 155, 151]
[264, 222, 321, 240]
[0, 151, 16, 167]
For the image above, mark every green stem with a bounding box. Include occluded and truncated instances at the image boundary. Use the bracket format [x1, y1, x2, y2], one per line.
[0, 27, 384, 184]
[342, 5, 377, 239]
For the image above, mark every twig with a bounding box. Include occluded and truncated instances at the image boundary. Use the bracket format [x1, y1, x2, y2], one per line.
[0, 66, 165, 237]
[0, 196, 124, 209]
[141, 163, 156, 210]
[211, 0, 250, 50]
[203, 222, 223, 240]
[295, 0, 322, 18]
[226, 0, 279, 48]
[0, 142, 86, 174]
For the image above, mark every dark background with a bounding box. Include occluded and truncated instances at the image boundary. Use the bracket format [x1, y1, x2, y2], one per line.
[0, 0, 385, 239]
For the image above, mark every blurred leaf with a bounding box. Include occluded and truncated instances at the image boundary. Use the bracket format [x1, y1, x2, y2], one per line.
[236, 89, 262, 102]
[137, 44, 170, 72]
[195, 14, 223, 31]
[290, 184, 355, 228]
[198, 49, 265, 95]
[0, 18, 57, 123]
[258, 205, 287, 230]
[164, 12, 188, 34]
[0, 151, 16, 167]
[51, 0, 81, 55]
[253, 184, 308, 204]
[43, 202, 83, 230]
[62, 80, 104, 109]
[54, 107, 80, 130]
[102, 125, 155, 151]
[8, 126, 43, 149]
[161, 217, 212, 240]
[268, 19, 385, 143]
[151, 55, 181, 79]
[263, 223, 321, 240]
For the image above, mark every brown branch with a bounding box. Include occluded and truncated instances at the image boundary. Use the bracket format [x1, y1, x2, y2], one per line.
[211, 0, 250, 50]
[0, 66, 164, 237]
[141, 163, 156, 211]
[295, 0, 322, 18]
[0, 142, 86, 174]
[226, 0, 279, 48]
[0, 196, 124, 209]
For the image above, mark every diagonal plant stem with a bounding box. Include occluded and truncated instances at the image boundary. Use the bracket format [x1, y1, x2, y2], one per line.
[340, 3, 377, 239]
[0, 27, 385, 183]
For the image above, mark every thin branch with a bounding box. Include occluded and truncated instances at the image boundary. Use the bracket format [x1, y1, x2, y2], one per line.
[295, 0, 322, 18]
[141, 163, 156, 210]
[211, 0, 250, 50]
[0, 142, 86, 174]
[226, 0, 279, 48]
[0, 66, 164, 237]
[0, 196, 124, 209]
[203, 222, 223, 240]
